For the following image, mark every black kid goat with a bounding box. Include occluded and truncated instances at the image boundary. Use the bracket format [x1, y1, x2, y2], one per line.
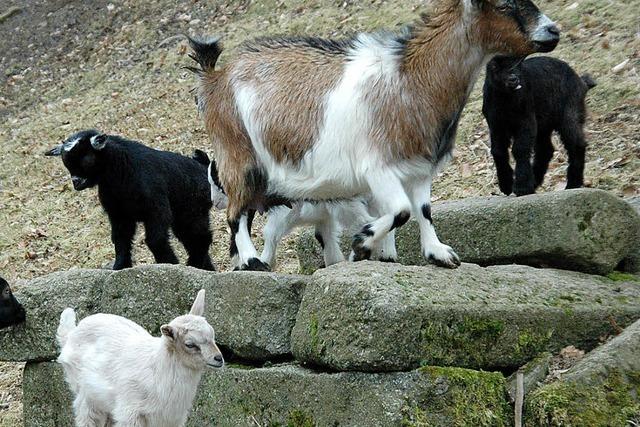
[483, 56, 596, 196]
[46, 130, 216, 270]
[1, 276, 26, 329]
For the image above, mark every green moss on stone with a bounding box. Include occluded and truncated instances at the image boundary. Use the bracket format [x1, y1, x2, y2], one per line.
[309, 315, 319, 353]
[420, 317, 505, 367]
[514, 329, 553, 359]
[606, 271, 639, 282]
[526, 370, 640, 426]
[401, 366, 512, 426]
[287, 409, 315, 427]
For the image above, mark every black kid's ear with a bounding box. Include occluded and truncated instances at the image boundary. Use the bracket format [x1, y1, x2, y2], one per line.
[90, 134, 108, 150]
[45, 144, 64, 157]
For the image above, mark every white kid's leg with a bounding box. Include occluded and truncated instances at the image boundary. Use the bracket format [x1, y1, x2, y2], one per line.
[314, 215, 345, 267]
[260, 205, 301, 268]
[408, 177, 460, 268]
[352, 171, 412, 261]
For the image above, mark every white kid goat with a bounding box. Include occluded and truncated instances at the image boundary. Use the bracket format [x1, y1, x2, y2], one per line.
[57, 289, 223, 427]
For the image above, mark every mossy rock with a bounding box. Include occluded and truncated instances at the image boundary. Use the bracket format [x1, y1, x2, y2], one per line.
[22, 362, 513, 426]
[0, 265, 308, 362]
[297, 189, 640, 276]
[526, 319, 640, 426]
[292, 262, 640, 371]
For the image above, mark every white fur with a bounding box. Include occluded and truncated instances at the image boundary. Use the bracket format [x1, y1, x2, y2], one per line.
[233, 213, 258, 268]
[207, 162, 228, 210]
[57, 290, 222, 427]
[260, 198, 398, 268]
[63, 138, 80, 152]
[532, 14, 556, 41]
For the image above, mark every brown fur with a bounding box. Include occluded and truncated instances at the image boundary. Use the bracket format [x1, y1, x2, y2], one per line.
[233, 47, 343, 165]
[201, 72, 256, 219]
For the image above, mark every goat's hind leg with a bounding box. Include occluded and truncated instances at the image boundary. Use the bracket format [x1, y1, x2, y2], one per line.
[229, 211, 269, 271]
[408, 177, 460, 268]
[560, 121, 587, 189]
[174, 214, 216, 271]
[352, 173, 411, 262]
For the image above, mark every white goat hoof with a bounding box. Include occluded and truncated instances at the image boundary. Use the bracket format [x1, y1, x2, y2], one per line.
[424, 244, 461, 269]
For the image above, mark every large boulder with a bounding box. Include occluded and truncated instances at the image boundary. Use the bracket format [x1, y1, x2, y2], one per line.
[526, 319, 640, 426]
[23, 362, 513, 427]
[0, 265, 306, 362]
[291, 262, 640, 372]
[297, 189, 640, 275]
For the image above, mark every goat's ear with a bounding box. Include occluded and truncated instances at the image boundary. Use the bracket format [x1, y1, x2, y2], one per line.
[190, 289, 206, 316]
[45, 144, 64, 157]
[90, 134, 108, 150]
[161, 324, 175, 340]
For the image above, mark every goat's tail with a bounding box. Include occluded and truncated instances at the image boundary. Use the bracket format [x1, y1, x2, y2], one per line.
[186, 36, 223, 75]
[56, 308, 77, 349]
[193, 149, 210, 166]
[581, 73, 597, 90]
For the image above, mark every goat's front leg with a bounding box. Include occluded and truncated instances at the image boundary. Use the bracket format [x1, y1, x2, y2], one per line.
[113, 413, 147, 427]
[352, 172, 411, 261]
[512, 122, 537, 196]
[489, 128, 514, 195]
[229, 211, 269, 271]
[109, 216, 136, 270]
[408, 177, 460, 268]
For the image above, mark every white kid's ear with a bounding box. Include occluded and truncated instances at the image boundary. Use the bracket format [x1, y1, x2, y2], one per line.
[90, 134, 108, 150]
[161, 324, 175, 340]
[189, 289, 206, 316]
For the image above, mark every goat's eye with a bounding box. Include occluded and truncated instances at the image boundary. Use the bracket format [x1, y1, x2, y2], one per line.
[185, 343, 200, 351]
[495, 1, 511, 12]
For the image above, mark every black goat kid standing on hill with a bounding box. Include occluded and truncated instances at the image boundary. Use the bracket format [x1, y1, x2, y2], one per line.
[46, 130, 216, 271]
[483, 56, 596, 196]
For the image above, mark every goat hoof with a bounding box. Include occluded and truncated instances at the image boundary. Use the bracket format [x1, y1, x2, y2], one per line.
[425, 245, 461, 269]
[377, 257, 397, 263]
[240, 258, 271, 272]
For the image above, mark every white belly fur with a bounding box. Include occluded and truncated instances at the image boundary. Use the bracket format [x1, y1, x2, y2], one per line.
[233, 38, 445, 201]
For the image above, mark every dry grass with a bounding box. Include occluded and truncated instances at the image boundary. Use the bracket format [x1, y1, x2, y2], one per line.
[1, 0, 638, 423]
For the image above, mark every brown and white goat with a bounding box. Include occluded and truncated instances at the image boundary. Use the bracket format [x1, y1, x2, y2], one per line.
[190, 0, 560, 271]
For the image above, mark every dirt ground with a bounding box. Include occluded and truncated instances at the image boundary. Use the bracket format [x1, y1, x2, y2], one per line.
[1, 0, 639, 424]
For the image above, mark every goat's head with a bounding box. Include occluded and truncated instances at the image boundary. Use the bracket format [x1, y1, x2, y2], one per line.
[0, 277, 26, 329]
[207, 160, 228, 211]
[45, 130, 108, 191]
[160, 289, 224, 370]
[466, 0, 560, 56]
[486, 56, 524, 90]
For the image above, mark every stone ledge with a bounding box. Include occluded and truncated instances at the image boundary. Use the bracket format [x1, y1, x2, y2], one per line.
[292, 262, 640, 372]
[23, 362, 513, 427]
[0, 265, 306, 362]
[297, 189, 640, 275]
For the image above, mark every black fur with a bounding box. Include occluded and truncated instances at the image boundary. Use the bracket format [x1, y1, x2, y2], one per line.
[390, 211, 411, 231]
[421, 204, 433, 223]
[242, 36, 357, 56]
[482, 56, 595, 196]
[187, 36, 223, 74]
[46, 130, 216, 271]
[0, 277, 25, 329]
